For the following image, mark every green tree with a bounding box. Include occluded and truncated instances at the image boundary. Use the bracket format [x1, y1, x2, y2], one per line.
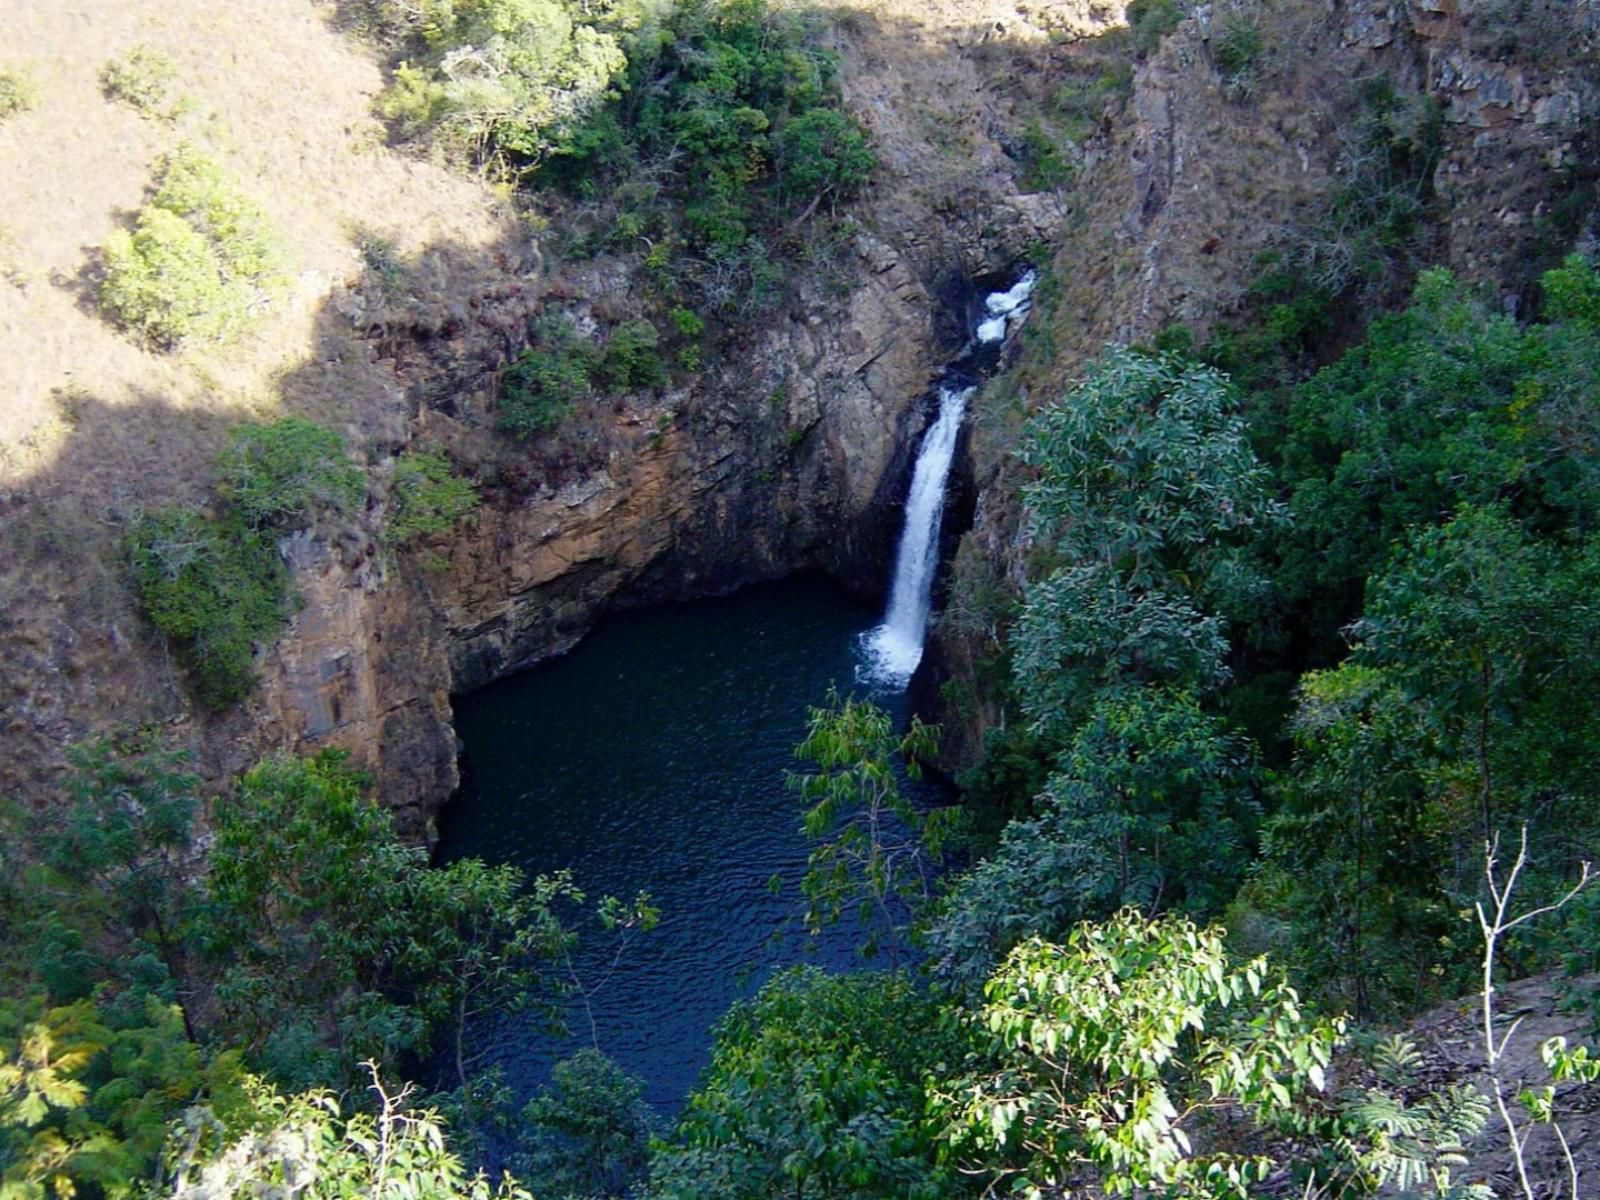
[774, 108, 873, 209]
[787, 692, 951, 964]
[512, 1049, 655, 1200]
[162, 1063, 531, 1200]
[205, 752, 426, 1087]
[1276, 260, 1600, 639]
[205, 752, 579, 1093]
[1254, 664, 1447, 1016]
[377, 0, 632, 170]
[405, 862, 577, 1095]
[30, 739, 204, 1029]
[935, 349, 1280, 987]
[1259, 509, 1600, 1012]
[649, 968, 958, 1200]
[1013, 347, 1284, 739]
[931, 689, 1256, 987]
[0, 997, 246, 1199]
[938, 909, 1343, 1200]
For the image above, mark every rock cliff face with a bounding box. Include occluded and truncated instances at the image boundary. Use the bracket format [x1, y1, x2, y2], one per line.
[235, 0, 1128, 832]
[255, 244, 954, 834]
[6, 0, 1590, 827]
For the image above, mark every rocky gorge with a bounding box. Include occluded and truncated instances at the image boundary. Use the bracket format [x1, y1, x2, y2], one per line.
[3, 0, 1596, 833]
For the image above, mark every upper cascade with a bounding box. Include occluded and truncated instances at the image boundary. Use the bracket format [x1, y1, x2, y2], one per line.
[975, 269, 1038, 344]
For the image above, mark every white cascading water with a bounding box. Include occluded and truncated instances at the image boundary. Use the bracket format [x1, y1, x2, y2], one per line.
[976, 269, 1038, 344]
[858, 382, 974, 686]
[858, 270, 1038, 688]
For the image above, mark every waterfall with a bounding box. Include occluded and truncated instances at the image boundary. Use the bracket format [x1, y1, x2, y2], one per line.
[858, 268, 1038, 688]
[859, 383, 974, 686]
[976, 269, 1038, 344]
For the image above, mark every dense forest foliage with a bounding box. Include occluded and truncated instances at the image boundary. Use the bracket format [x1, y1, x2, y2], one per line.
[6, 0, 1600, 1195]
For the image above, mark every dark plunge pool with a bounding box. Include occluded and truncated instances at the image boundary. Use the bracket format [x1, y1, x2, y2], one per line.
[434, 573, 946, 1118]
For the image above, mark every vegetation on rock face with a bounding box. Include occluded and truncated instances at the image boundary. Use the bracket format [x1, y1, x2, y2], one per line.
[497, 315, 670, 438]
[388, 450, 480, 546]
[128, 418, 361, 708]
[215, 418, 365, 533]
[128, 507, 290, 709]
[1124, 0, 1185, 58]
[100, 145, 284, 347]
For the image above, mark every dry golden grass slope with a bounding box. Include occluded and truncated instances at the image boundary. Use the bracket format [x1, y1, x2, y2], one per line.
[0, 0, 510, 491]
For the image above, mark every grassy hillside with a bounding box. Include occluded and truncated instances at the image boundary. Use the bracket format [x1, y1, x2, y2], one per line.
[0, 0, 509, 485]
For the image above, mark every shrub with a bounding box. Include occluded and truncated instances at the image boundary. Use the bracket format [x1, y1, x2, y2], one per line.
[388, 450, 478, 545]
[1215, 11, 1264, 75]
[1214, 11, 1264, 99]
[0, 68, 38, 122]
[498, 327, 592, 440]
[774, 108, 875, 206]
[668, 306, 704, 339]
[100, 146, 284, 346]
[215, 418, 364, 532]
[101, 208, 241, 345]
[99, 44, 177, 118]
[1293, 79, 1442, 298]
[1015, 119, 1074, 192]
[127, 507, 288, 708]
[1054, 63, 1133, 141]
[1125, 0, 1185, 57]
[596, 318, 665, 391]
[1542, 251, 1600, 325]
[153, 146, 280, 278]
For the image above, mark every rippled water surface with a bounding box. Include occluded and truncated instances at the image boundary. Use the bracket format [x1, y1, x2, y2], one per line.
[436, 574, 937, 1115]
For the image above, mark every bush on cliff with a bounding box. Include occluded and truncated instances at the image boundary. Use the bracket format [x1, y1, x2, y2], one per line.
[128, 507, 289, 708]
[128, 418, 362, 708]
